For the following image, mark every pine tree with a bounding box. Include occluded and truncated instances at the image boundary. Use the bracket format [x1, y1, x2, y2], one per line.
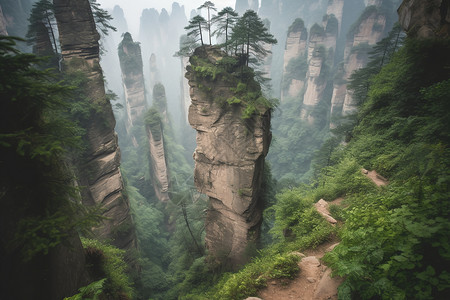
[211, 7, 239, 53]
[198, 1, 217, 45]
[229, 10, 277, 66]
[26, 0, 58, 55]
[89, 0, 116, 35]
[185, 15, 207, 46]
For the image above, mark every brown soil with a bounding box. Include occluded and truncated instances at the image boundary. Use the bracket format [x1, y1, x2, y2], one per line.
[364, 169, 389, 186]
[257, 198, 344, 300]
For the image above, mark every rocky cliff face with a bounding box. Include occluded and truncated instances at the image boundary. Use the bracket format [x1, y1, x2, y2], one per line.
[145, 84, 171, 203]
[330, 1, 390, 120]
[0, 5, 7, 35]
[398, 0, 450, 38]
[180, 56, 191, 124]
[301, 14, 339, 122]
[186, 46, 272, 269]
[281, 18, 308, 100]
[149, 53, 161, 95]
[118, 32, 147, 139]
[327, 0, 345, 34]
[139, 3, 188, 124]
[54, 0, 136, 253]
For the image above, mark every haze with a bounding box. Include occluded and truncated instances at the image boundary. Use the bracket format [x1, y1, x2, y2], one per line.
[97, 0, 236, 36]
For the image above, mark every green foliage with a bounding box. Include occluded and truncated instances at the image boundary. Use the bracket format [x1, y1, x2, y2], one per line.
[317, 38, 450, 299]
[81, 238, 134, 299]
[209, 251, 300, 299]
[310, 23, 325, 37]
[211, 7, 239, 53]
[269, 186, 334, 243]
[185, 15, 207, 46]
[314, 157, 377, 201]
[89, 0, 116, 35]
[228, 10, 277, 66]
[26, 0, 58, 54]
[288, 18, 306, 34]
[64, 278, 106, 300]
[0, 36, 102, 261]
[118, 32, 143, 75]
[282, 54, 308, 91]
[189, 50, 275, 120]
[324, 180, 450, 299]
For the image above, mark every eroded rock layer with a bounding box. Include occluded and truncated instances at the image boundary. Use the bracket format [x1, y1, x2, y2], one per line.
[186, 46, 271, 269]
[54, 0, 136, 252]
[118, 32, 147, 137]
[330, 1, 389, 121]
[398, 0, 450, 38]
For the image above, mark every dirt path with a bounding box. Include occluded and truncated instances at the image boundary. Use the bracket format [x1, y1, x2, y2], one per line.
[362, 169, 388, 186]
[256, 198, 344, 300]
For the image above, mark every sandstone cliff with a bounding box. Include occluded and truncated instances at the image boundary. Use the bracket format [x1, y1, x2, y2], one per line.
[281, 18, 308, 101]
[118, 32, 147, 138]
[0, 5, 7, 35]
[300, 14, 338, 122]
[398, 0, 450, 38]
[149, 53, 161, 95]
[54, 0, 136, 253]
[186, 46, 272, 269]
[327, 0, 345, 34]
[180, 55, 191, 124]
[145, 84, 171, 203]
[330, 1, 390, 121]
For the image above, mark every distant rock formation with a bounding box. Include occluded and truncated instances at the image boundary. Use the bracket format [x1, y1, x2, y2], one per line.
[281, 18, 308, 101]
[186, 46, 272, 269]
[236, 0, 260, 14]
[138, 3, 188, 124]
[0, 5, 8, 35]
[149, 53, 161, 95]
[145, 84, 171, 203]
[54, 0, 136, 253]
[118, 32, 147, 142]
[398, 0, 450, 38]
[330, 0, 391, 123]
[301, 14, 339, 123]
[327, 0, 345, 34]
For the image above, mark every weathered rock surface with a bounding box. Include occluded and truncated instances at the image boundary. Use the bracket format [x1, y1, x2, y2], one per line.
[187, 46, 271, 269]
[398, 0, 450, 38]
[146, 84, 171, 203]
[301, 15, 338, 122]
[149, 53, 161, 94]
[327, 0, 345, 34]
[330, 1, 389, 121]
[282, 18, 308, 101]
[314, 199, 338, 224]
[180, 55, 191, 124]
[0, 5, 8, 35]
[118, 32, 147, 137]
[54, 0, 136, 253]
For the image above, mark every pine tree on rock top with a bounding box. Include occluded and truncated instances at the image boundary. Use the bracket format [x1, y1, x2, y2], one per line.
[212, 6, 239, 54]
[198, 1, 217, 45]
[185, 15, 207, 46]
[229, 10, 277, 66]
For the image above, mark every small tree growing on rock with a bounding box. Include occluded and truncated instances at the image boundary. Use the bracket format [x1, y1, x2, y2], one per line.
[185, 15, 208, 46]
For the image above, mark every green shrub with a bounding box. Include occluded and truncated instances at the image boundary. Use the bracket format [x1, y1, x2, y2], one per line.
[210, 250, 300, 299]
[80, 238, 134, 299]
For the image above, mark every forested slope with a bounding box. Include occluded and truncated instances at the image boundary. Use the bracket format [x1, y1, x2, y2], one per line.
[183, 23, 450, 300]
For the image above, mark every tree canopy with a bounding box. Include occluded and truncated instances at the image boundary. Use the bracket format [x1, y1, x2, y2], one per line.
[211, 7, 239, 53]
[198, 1, 217, 45]
[184, 15, 207, 46]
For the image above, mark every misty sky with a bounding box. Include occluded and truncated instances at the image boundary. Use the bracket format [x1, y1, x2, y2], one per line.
[97, 0, 237, 36]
